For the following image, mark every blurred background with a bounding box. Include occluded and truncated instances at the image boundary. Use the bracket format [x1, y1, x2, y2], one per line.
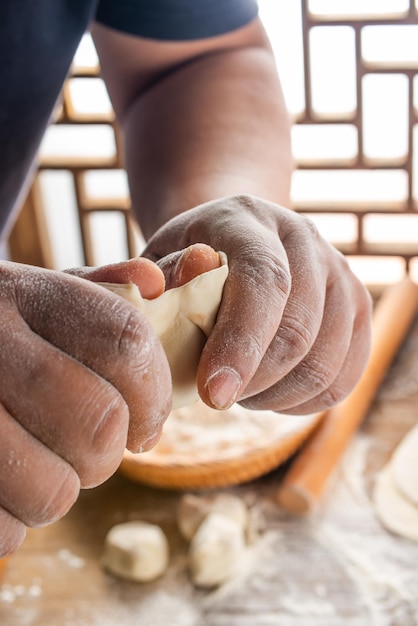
[7, 0, 418, 292]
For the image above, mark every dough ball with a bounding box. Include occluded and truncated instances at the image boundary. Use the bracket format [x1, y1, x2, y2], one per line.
[102, 521, 169, 582]
[188, 512, 245, 588]
[391, 424, 418, 506]
[373, 465, 418, 542]
[177, 493, 248, 541]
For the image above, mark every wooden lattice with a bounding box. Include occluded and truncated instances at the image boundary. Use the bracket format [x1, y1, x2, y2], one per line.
[8, 1, 418, 285]
[296, 0, 418, 269]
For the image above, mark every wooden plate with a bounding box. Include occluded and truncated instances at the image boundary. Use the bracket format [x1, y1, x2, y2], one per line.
[119, 400, 322, 489]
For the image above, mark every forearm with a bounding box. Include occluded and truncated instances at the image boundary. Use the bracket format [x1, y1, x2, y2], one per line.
[121, 47, 293, 239]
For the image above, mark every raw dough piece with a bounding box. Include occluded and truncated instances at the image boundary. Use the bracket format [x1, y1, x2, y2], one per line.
[391, 424, 418, 506]
[177, 493, 248, 541]
[373, 465, 418, 542]
[188, 512, 245, 588]
[101, 255, 228, 409]
[102, 521, 169, 582]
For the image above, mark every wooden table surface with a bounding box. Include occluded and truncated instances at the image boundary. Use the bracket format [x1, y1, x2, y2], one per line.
[1, 317, 418, 626]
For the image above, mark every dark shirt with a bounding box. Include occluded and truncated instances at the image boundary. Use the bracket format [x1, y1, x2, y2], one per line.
[0, 0, 258, 237]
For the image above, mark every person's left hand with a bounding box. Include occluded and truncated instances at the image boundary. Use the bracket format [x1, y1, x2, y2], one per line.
[141, 194, 372, 415]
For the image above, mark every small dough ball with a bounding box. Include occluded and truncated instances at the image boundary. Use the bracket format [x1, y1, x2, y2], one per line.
[102, 521, 169, 582]
[188, 512, 245, 588]
[177, 493, 248, 541]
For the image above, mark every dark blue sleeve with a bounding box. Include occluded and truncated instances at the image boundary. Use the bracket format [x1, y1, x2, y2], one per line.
[95, 0, 259, 41]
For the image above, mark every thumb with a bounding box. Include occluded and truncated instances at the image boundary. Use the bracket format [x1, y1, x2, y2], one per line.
[155, 244, 222, 290]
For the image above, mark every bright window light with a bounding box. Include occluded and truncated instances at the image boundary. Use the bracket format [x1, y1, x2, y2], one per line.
[88, 212, 128, 266]
[362, 26, 418, 68]
[308, 0, 409, 19]
[291, 124, 358, 163]
[72, 34, 98, 70]
[362, 74, 409, 161]
[258, 0, 305, 116]
[347, 256, 405, 286]
[310, 26, 357, 117]
[291, 170, 408, 208]
[82, 170, 130, 203]
[39, 125, 116, 162]
[364, 215, 418, 244]
[38, 171, 84, 270]
[67, 78, 113, 118]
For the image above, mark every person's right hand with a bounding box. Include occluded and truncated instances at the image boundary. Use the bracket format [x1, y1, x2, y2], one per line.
[0, 259, 172, 557]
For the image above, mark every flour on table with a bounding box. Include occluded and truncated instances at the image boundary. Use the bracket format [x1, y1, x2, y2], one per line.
[57, 548, 85, 570]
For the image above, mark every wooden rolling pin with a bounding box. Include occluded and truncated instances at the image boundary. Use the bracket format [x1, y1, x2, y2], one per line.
[277, 277, 418, 515]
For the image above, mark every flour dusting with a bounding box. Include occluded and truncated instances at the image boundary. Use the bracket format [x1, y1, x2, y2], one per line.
[139, 400, 318, 462]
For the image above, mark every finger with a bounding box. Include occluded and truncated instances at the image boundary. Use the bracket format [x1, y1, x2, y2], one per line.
[2, 263, 172, 451]
[0, 315, 131, 488]
[65, 257, 165, 299]
[142, 197, 305, 408]
[236, 226, 327, 399]
[0, 508, 26, 558]
[197, 233, 292, 409]
[240, 278, 368, 413]
[0, 404, 80, 528]
[156, 244, 221, 289]
[278, 301, 372, 414]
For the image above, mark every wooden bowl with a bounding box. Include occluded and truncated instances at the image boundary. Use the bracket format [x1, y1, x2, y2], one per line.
[0, 557, 9, 582]
[119, 401, 322, 490]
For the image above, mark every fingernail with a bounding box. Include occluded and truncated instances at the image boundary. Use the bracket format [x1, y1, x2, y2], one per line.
[135, 430, 163, 453]
[175, 247, 193, 286]
[205, 367, 242, 410]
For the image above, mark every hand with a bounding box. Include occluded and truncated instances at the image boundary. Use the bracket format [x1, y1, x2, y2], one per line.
[0, 259, 172, 557]
[143, 194, 372, 415]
